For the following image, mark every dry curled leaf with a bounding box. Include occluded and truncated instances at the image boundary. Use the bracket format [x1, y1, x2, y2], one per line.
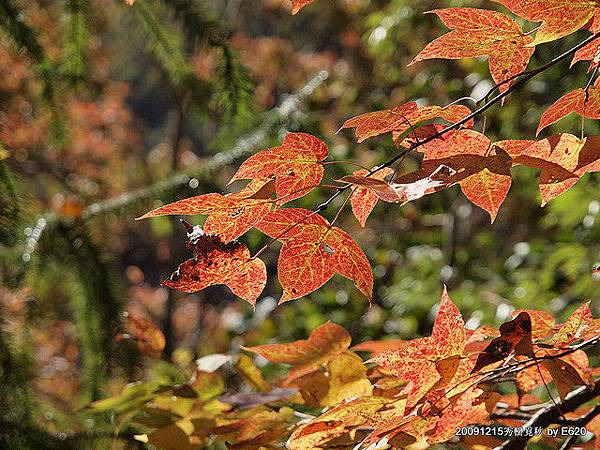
[163, 222, 266, 307]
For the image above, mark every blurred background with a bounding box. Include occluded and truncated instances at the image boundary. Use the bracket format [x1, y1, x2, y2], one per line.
[1, 0, 600, 447]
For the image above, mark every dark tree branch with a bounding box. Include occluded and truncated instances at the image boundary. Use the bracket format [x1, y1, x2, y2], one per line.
[496, 383, 600, 450]
[559, 405, 600, 449]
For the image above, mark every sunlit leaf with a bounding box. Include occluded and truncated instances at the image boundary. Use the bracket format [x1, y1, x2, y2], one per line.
[230, 132, 328, 204]
[256, 208, 373, 302]
[411, 8, 534, 91]
[242, 322, 352, 382]
[493, 0, 597, 45]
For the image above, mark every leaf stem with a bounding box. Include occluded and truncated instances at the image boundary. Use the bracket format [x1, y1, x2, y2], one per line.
[322, 160, 371, 171]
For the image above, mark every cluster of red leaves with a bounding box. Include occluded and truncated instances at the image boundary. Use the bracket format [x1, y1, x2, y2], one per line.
[92, 289, 600, 449]
[140, 128, 600, 304]
[140, 133, 372, 305]
[139, 1, 600, 307]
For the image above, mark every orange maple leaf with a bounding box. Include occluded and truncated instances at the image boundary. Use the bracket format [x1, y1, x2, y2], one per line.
[138, 179, 274, 242]
[410, 8, 534, 91]
[116, 313, 165, 356]
[242, 322, 352, 382]
[503, 134, 600, 205]
[162, 222, 266, 307]
[511, 309, 556, 339]
[547, 302, 593, 347]
[255, 208, 373, 302]
[494, 0, 597, 46]
[229, 132, 327, 204]
[472, 312, 534, 373]
[537, 78, 600, 135]
[290, 0, 315, 15]
[428, 388, 497, 444]
[516, 350, 592, 399]
[340, 102, 472, 143]
[371, 287, 466, 407]
[342, 165, 456, 211]
[288, 396, 402, 449]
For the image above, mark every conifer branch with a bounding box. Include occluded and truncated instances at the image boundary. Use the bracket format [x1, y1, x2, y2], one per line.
[62, 0, 91, 81]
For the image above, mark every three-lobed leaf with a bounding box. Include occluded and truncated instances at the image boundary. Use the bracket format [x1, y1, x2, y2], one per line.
[401, 128, 515, 222]
[242, 322, 352, 382]
[229, 132, 328, 204]
[138, 179, 275, 242]
[411, 8, 534, 91]
[503, 133, 600, 205]
[372, 287, 466, 407]
[340, 102, 472, 143]
[343, 167, 394, 227]
[255, 208, 373, 302]
[493, 0, 597, 46]
[538, 78, 600, 135]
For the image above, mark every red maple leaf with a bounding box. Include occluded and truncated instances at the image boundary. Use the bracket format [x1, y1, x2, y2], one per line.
[571, 13, 600, 70]
[162, 222, 267, 307]
[371, 287, 466, 407]
[428, 388, 497, 444]
[255, 208, 373, 302]
[472, 312, 534, 373]
[537, 78, 600, 135]
[572, 40, 600, 72]
[290, 0, 315, 14]
[340, 102, 472, 143]
[341, 165, 456, 210]
[547, 302, 593, 347]
[410, 8, 534, 91]
[137, 179, 274, 242]
[242, 322, 351, 382]
[516, 350, 592, 399]
[493, 0, 597, 45]
[230, 132, 328, 204]
[116, 313, 166, 356]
